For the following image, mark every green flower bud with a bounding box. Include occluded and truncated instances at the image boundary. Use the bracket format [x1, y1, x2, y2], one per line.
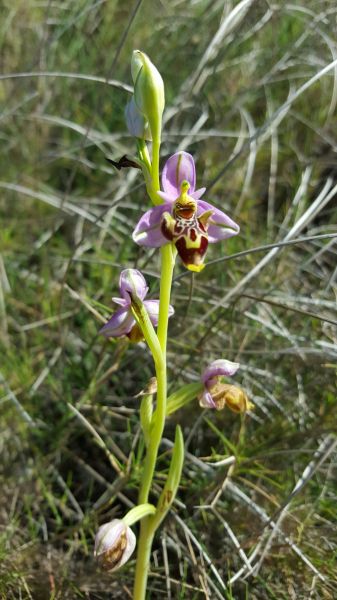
[131, 50, 165, 141]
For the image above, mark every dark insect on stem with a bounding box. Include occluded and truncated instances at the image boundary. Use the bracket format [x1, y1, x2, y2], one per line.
[106, 155, 141, 170]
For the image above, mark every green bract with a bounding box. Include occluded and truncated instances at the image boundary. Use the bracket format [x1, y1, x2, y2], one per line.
[123, 503, 156, 527]
[166, 382, 203, 416]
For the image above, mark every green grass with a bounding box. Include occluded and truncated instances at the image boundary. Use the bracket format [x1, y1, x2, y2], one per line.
[1, 0, 337, 598]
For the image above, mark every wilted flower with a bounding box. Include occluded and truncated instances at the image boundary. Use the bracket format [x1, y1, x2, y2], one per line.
[132, 152, 240, 272]
[94, 519, 136, 571]
[199, 359, 253, 412]
[99, 269, 174, 341]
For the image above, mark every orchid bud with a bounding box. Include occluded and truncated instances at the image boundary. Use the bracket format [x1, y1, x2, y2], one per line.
[94, 519, 136, 572]
[131, 50, 165, 141]
[125, 97, 152, 141]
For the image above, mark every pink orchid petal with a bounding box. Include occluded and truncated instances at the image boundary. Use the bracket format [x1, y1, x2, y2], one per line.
[144, 300, 159, 327]
[143, 299, 160, 326]
[162, 151, 196, 196]
[143, 299, 174, 327]
[119, 269, 148, 301]
[197, 200, 240, 242]
[111, 297, 128, 306]
[191, 187, 206, 200]
[202, 359, 240, 385]
[99, 306, 135, 338]
[132, 203, 171, 247]
[157, 190, 175, 203]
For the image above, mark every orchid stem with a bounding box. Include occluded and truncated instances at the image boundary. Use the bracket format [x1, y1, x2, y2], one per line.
[137, 357, 165, 504]
[157, 244, 176, 354]
[151, 137, 161, 193]
[133, 518, 154, 600]
[133, 136, 177, 599]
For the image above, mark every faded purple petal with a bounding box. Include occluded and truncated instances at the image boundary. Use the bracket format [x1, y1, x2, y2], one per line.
[162, 152, 196, 196]
[197, 200, 240, 242]
[191, 187, 206, 200]
[99, 306, 135, 338]
[202, 359, 240, 386]
[143, 299, 174, 326]
[111, 297, 128, 306]
[119, 269, 148, 301]
[132, 204, 171, 247]
[199, 390, 217, 409]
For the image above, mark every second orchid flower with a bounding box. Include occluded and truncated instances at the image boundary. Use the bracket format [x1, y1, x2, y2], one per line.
[100, 269, 174, 342]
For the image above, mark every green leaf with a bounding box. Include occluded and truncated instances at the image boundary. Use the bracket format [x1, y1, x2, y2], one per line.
[151, 425, 184, 531]
[166, 382, 203, 416]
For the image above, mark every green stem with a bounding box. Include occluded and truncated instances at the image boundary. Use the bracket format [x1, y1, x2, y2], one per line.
[136, 139, 151, 173]
[133, 248, 175, 600]
[137, 243, 176, 502]
[138, 358, 165, 504]
[133, 130, 177, 600]
[137, 138, 162, 206]
[133, 518, 154, 600]
[157, 244, 176, 355]
[151, 137, 160, 195]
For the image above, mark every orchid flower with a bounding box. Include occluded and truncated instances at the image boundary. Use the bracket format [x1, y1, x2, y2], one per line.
[99, 269, 174, 342]
[199, 359, 253, 412]
[94, 519, 136, 572]
[132, 151, 240, 272]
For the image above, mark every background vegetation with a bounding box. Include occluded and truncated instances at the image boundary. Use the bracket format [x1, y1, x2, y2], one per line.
[0, 0, 336, 598]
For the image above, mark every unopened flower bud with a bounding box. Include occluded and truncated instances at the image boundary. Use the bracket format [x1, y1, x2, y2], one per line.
[131, 50, 165, 141]
[94, 519, 136, 572]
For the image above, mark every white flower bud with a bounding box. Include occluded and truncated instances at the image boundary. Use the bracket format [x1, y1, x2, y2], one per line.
[94, 519, 136, 572]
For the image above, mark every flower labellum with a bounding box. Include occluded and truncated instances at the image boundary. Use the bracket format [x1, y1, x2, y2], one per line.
[199, 359, 253, 413]
[161, 180, 212, 272]
[99, 268, 174, 341]
[94, 519, 136, 572]
[132, 152, 240, 272]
